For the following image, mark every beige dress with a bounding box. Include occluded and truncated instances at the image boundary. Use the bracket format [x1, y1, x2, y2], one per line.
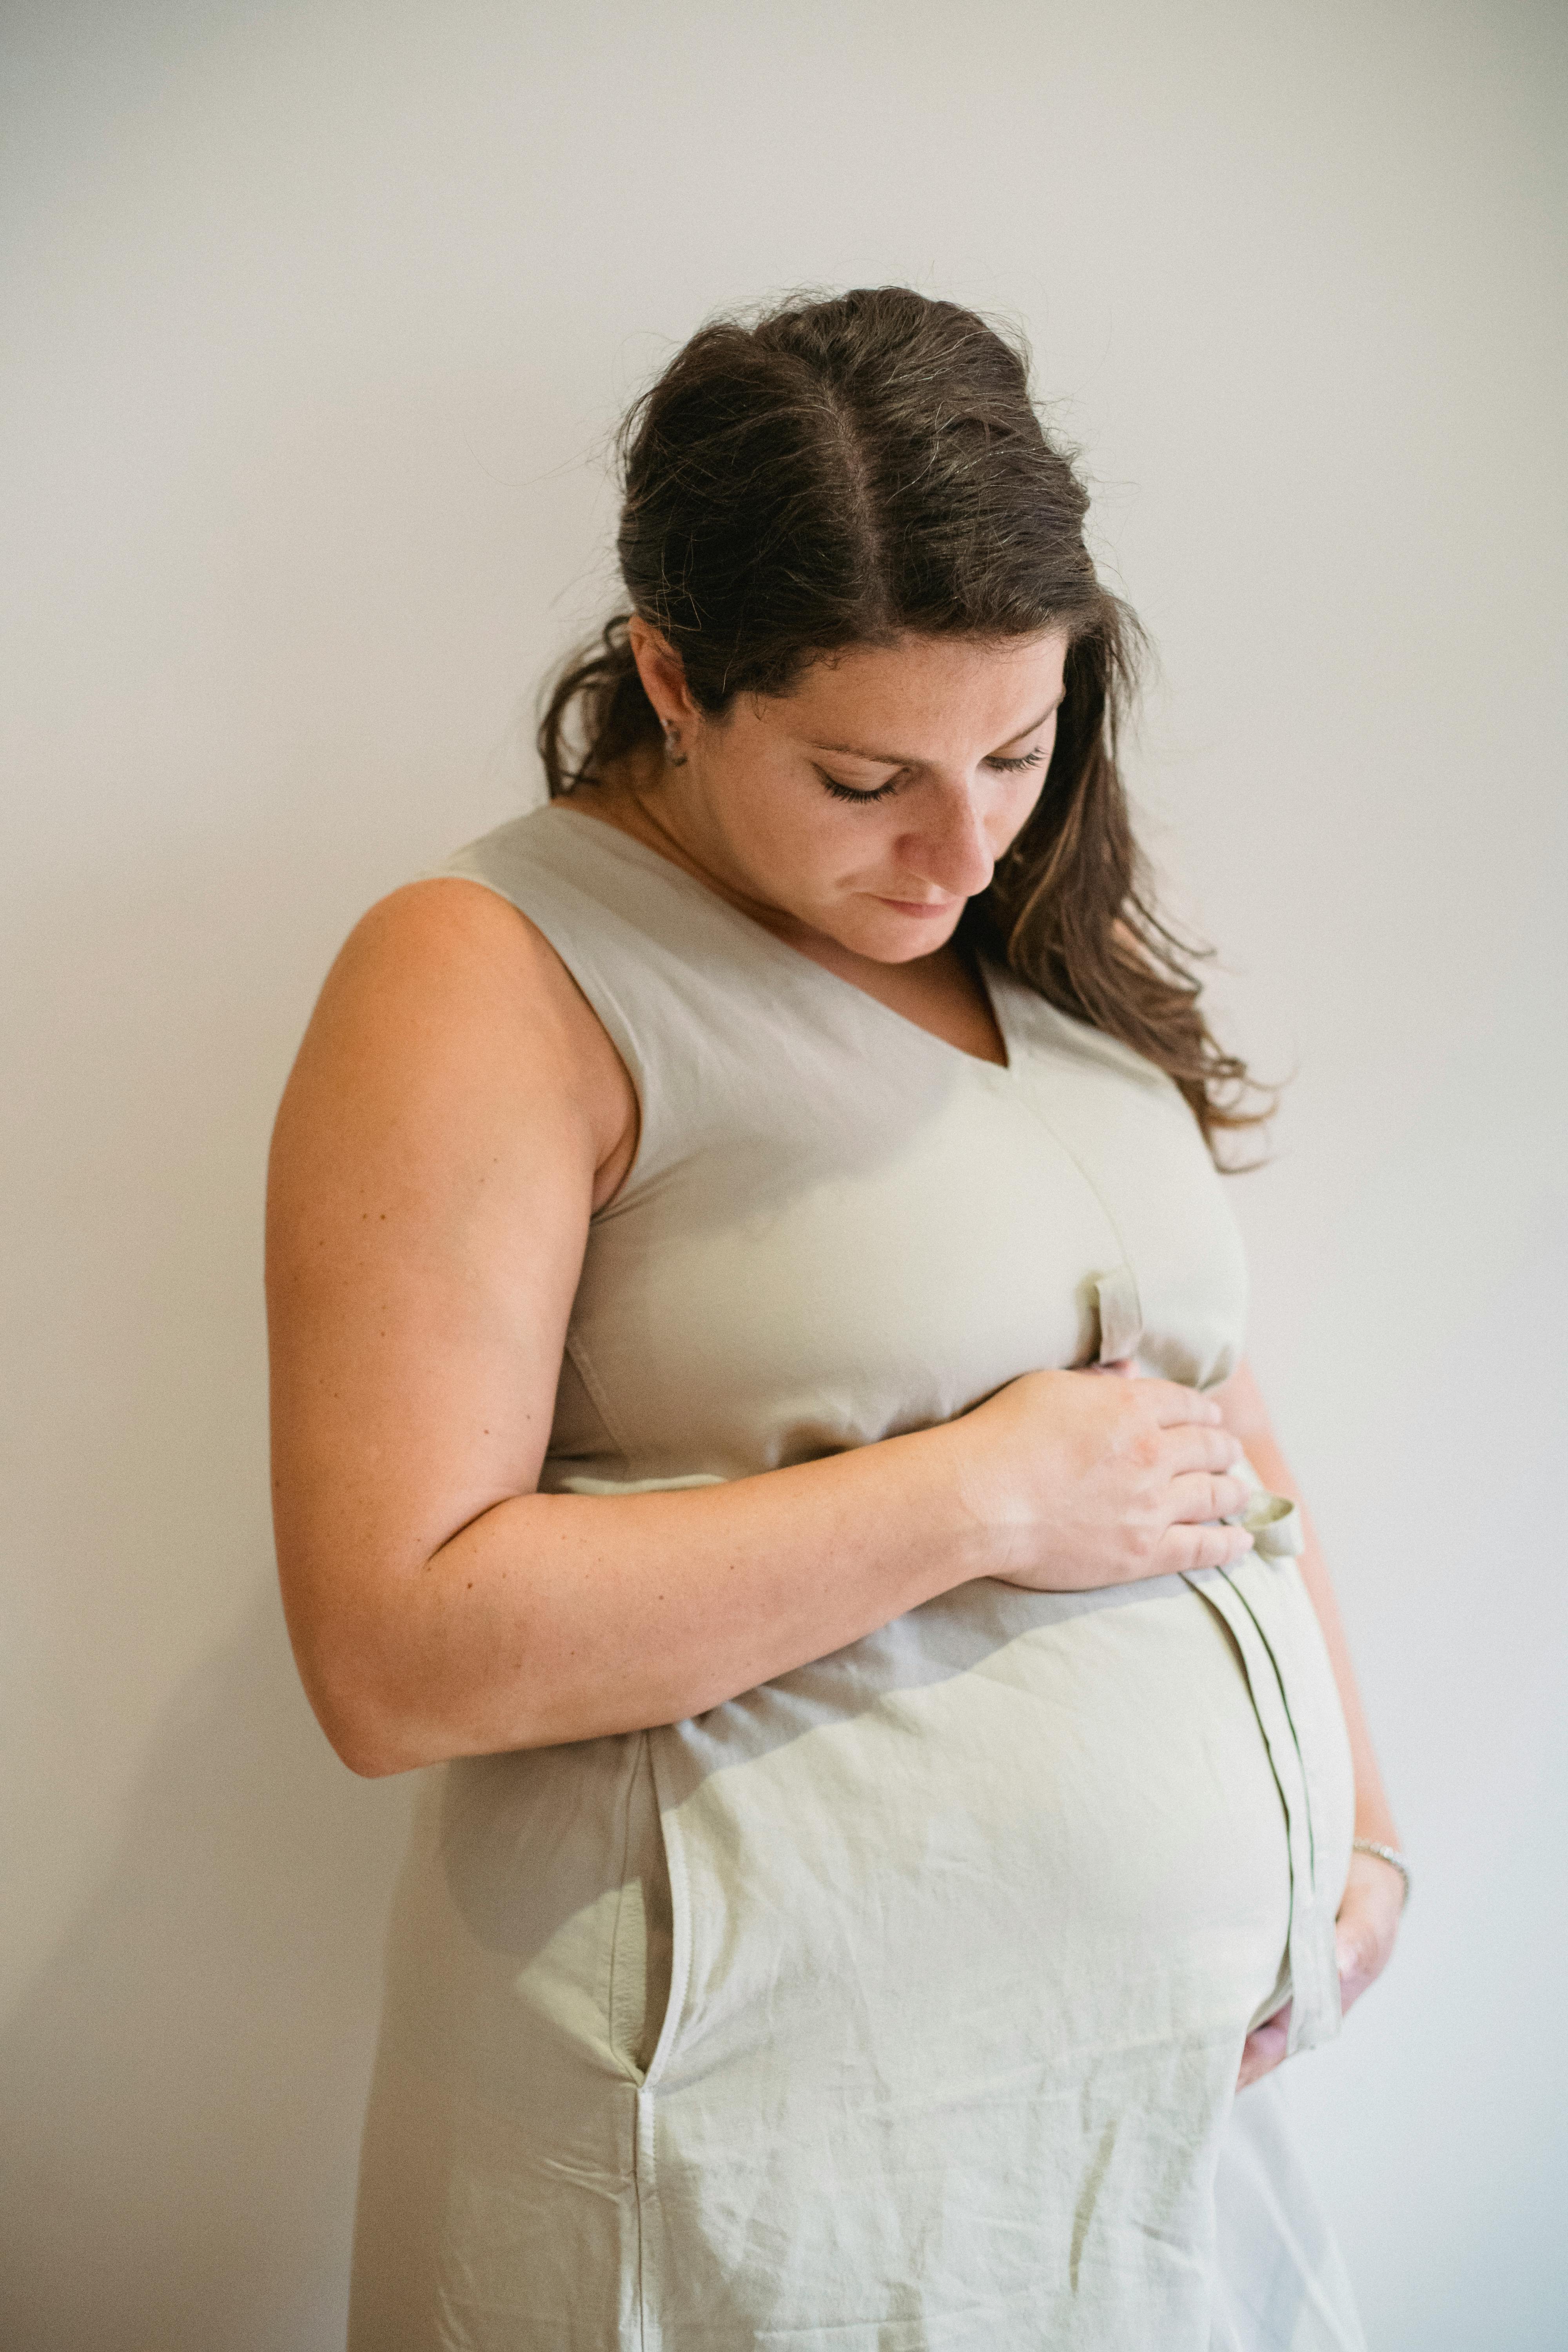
[348, 804, 1362, 2351]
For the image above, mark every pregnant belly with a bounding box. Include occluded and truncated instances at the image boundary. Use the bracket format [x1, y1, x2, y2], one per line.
[653, 1573, 1337, 2098]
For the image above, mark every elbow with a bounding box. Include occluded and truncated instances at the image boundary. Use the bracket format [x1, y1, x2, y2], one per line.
[276, 1523, 559, 1770]
[306, 1665, 424, 1779]
[286, 1597, 549, 1775]
[326, 1711, 415, 1780]
[281, 1596, 437, 1779]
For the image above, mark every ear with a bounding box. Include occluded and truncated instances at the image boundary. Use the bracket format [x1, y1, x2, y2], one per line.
[627, 616, 700, 731]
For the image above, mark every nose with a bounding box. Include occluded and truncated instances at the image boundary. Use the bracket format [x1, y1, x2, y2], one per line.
[902, 779, 996, 899]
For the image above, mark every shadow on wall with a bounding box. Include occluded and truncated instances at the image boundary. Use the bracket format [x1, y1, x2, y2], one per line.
[0, 1586, 414, 2352]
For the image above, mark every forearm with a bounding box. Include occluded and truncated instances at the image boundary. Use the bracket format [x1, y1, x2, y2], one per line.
[288, 1422, 989, 1775]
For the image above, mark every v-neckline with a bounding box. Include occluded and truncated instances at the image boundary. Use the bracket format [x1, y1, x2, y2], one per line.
[549, 800, 1014, 1074]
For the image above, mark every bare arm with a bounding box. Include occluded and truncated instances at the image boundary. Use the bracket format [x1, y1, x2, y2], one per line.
[267, 880, 1257, 1776]
[1215, 1359, 1405, 2080]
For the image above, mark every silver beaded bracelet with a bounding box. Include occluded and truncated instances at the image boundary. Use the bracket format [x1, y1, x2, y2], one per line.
[1352, 1838, 1412, 1907]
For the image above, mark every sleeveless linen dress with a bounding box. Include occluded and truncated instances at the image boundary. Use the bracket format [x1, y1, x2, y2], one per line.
[348, 804, 1363, 2351]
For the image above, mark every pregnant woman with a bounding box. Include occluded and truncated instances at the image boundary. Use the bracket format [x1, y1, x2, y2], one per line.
[267, 288, 1406, 2349]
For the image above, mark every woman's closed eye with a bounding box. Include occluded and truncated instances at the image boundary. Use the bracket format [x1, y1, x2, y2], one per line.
[818, 771, 900, 804]
[817, 746, 1045, 805]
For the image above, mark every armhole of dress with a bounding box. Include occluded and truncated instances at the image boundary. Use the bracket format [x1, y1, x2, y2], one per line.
[432, 855, 659, 1198]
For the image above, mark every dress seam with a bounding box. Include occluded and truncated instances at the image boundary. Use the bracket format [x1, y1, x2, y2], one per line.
[1002, 1081, 1143, 1349]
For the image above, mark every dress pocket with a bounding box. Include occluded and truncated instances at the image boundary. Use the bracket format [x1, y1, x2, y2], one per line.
[606, 1730, 676, 2084]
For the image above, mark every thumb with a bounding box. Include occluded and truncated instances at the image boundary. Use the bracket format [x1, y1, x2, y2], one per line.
[1336, 1922, 1372, 1982]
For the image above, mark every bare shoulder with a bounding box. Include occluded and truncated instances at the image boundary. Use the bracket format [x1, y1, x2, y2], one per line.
[271, 876, 638, 1213]
[266, 877, 642, 1670]
[304, 875, 622, 1112]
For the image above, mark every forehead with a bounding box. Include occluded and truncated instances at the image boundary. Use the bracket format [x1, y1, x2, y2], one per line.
[762, 631, 1069, 747]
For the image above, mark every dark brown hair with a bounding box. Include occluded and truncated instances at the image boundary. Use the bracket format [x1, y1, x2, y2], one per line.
[540, 287, 1267, 1159]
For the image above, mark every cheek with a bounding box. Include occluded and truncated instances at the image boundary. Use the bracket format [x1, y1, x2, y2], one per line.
[726, 777, 850, 897]
[993, 775, 1047, 848]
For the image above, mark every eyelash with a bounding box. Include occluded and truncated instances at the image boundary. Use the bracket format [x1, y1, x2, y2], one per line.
[818, 748, 1045, 805]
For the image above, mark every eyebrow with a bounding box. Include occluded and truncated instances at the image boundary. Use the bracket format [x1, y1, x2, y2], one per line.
[806, 693, 1065, 768]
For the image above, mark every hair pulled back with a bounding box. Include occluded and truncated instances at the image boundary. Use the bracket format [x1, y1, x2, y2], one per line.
[540, 287, 1265, 1158]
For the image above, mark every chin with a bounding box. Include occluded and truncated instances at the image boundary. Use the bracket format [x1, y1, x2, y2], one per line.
[849, 905, 962, 961]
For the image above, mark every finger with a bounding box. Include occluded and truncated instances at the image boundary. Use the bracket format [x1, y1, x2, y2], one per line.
[1337, 1943, 1375, 2015]
[1337, 1926, 1393, 2014]
[1236, 2003, 1292, 2089]
[1162, 1519, 1255, 1573]
[1159, 1426, 1245, 1478]
[1141, 1381, 1227, 1429]
[1164, 1469, 1252, 1524]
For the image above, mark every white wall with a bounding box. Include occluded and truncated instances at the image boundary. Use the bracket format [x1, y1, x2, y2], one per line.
[3, 2, 1563, 2343]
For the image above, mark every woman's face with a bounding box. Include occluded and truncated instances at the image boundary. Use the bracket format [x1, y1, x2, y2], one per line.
[629, 624, 1070, 966]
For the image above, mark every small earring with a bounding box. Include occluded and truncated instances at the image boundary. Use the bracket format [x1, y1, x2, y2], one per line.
[662, 720, 688, 769]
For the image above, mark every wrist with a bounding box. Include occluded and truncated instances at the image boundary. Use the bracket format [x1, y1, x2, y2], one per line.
[1353, 1801, 1401, 1849]
[1350, 1836, 1412, 1909]
[901, 1415, 1013, 1591]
